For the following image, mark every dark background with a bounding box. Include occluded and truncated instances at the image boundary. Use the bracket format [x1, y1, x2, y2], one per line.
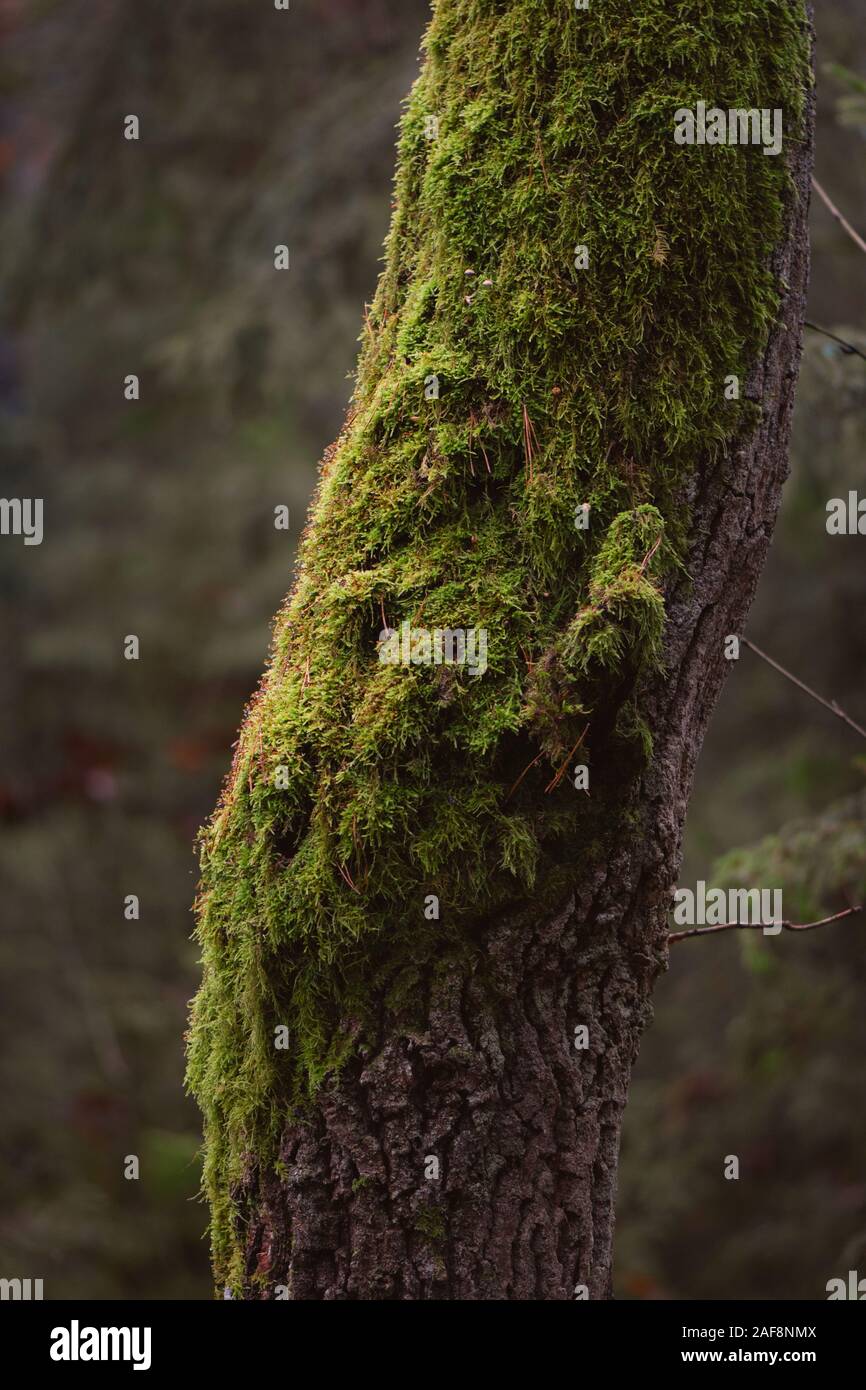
[0, 0, 864, 1299]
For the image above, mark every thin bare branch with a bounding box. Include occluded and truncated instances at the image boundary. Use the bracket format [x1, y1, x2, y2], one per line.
[742, 637, 866, 741]
[804, 319, 866, 363]
[812, 177, 866, 257]
[669, 904, 862, 946]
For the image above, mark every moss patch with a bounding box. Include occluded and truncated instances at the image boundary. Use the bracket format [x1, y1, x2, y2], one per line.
[187, 0, 810, 1285]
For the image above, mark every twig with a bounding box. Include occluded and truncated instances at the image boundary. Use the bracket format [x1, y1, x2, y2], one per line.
[804, 319, 866, 363]
[669, 904, 861, 945]
[544, 723, 590, 794]
[336, 862, 360, 894]
[522, 404, 538, 483]
[812, 177, 866, 257]
[505, 750, 545, 802]
[638, 534, 662, 575]
[742, 637, 866, 741]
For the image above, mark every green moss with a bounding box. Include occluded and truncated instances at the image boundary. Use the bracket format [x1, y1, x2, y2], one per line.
[559, 504, 671, 683]
[414, 1204, 447, 1246]
[187, 0, 810, 1284]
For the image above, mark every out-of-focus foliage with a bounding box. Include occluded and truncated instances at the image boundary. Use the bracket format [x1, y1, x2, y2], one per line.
[618, 788, 866, 1300]
[0, 0, 429, 1300]
[825, 64, 866, 137]
[1, 0, 864, 1300]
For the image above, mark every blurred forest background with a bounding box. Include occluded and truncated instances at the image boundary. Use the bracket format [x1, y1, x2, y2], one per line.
[0, 0, 864, 1300]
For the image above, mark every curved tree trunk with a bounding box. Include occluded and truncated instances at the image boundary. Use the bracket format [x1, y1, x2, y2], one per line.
[188, 1, 814, 1299]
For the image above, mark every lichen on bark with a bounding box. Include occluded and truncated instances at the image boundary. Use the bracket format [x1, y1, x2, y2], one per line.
[187, 0, 812, 1293]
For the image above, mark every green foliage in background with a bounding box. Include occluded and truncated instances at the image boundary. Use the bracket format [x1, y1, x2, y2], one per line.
[619, 784, 866, 1300]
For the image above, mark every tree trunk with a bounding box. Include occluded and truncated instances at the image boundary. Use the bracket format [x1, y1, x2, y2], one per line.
[188, 1, 814, 1299]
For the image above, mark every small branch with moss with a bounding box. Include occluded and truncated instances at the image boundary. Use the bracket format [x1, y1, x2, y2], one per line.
[668, 904, 862, 945]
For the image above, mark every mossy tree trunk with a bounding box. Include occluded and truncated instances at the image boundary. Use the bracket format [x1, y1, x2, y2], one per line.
[188, 0, 814, 1299]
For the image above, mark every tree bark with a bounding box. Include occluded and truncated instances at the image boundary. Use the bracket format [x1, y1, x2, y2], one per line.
[189, 2, 815, 1300]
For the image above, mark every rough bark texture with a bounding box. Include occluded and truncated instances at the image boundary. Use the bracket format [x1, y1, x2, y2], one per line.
[235, 69, 814, 1307]
[187, 2, 811, 1301]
